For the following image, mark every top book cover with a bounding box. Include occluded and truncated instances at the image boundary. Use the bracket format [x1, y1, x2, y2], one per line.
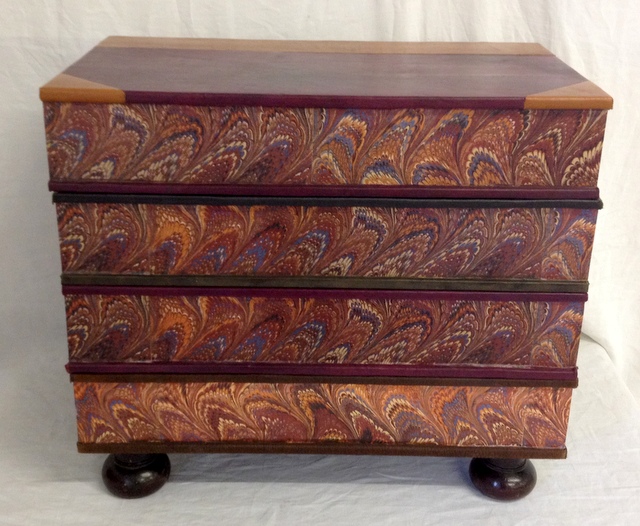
[41, 38, 611, 190]
[40, 37, 612, 110]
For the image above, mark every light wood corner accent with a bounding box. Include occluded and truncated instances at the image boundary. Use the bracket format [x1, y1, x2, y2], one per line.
[39, 73, 126, 103]
[525, 80, 613, 110]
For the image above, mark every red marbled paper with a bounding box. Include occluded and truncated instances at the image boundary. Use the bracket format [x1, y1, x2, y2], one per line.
[73, 381, 571, 448]
[57, 203, 597, 280]
[45, 103, 606, 188]
[65, 293, 583, 367]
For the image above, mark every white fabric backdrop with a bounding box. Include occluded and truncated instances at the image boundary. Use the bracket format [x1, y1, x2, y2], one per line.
[1, 1, 640, 522]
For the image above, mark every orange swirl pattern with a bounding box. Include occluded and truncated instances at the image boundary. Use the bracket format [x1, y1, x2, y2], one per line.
[73, 382, 571, 448]
[45, 103, 606, 187]
[57, 203, 597, 280]
[66, 294, 583, 367]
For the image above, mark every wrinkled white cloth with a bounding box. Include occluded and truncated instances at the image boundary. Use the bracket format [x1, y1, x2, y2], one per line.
[1, 1, 639, 523]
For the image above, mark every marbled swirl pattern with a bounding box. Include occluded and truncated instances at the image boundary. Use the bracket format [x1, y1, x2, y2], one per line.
[45, 103, 606, 187]
[57, 203, 597, 280]
[74, 382, 571, 448]
[66, 294, 584, 367]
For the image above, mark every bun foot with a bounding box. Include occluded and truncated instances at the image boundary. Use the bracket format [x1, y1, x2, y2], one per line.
[469, 458, 536, 501]
[102, 453, 171, 499]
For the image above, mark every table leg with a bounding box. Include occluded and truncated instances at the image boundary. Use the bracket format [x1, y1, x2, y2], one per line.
[102, 453, 171, 499]
[469, 458, 536, 500]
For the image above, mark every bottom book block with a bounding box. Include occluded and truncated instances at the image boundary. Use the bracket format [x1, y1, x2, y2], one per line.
[74, 381, 571, 458]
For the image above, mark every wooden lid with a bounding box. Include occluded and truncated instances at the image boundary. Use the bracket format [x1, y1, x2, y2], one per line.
[40, 36, 612, 109]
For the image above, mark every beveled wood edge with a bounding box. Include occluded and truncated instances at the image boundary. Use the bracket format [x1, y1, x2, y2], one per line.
[77, 441, 567, 460]
[60, 273, 591, 294]
[40, 73, 125, 103]
[70, 373, 578, 388]
[525, 80, 613, 110]
[98, 37, 552, 56]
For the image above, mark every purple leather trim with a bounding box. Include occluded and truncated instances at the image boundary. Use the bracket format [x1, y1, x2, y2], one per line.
[62, 284, 587, 303]
[125, 91, 527, 109]
[48, 181, 600, 201]
[64, 361, 579, 383]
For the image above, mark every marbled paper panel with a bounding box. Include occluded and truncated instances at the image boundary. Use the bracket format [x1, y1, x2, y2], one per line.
[73, 382, 571, 448]
[45, 103, 606, 187]
[65, 294, 584, 367]
[57, 203, 597, 281]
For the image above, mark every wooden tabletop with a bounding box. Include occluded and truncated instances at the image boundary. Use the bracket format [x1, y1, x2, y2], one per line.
[40, 36, 612, 110]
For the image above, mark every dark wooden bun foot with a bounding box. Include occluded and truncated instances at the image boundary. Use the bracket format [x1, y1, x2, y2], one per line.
[102, 454, 171, 499]
[469, 458, 536, 500]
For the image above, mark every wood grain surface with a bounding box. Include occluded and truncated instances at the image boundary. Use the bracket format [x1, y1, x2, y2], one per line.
[77, 441, 568, 459]
[40, 37, 612, 109]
